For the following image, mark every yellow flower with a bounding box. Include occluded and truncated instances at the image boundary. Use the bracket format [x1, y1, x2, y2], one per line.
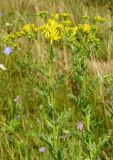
[20, 23, 38, 33]
[82, 15, 89, 20]
[62, 20, 72, 27]
[72, 26, 78, 35]
[21, 24, 31, 33]
[41, 19, 63, 44]
[51, 14, 59, 20]
[17, 23, 39, 38]
[32, 27, 39, 32]
[93, 16, 105, 22]
[16, 31, 25, 37]
[9, 34, 16, 39]
[59, 13, 70, 19]
[79, 23, 92, 33]
[31, 24, 40, 32]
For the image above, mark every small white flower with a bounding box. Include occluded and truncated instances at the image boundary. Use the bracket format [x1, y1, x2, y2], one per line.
[14, 96, 21, 102]
[5, 22, 13, 27]
[0, 64, 6, 70]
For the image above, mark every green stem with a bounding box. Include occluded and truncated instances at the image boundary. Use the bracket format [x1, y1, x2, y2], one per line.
[47, 45, 59, 159]
[53, 126, 58, 151]
[85, 112, 93, 160]
[85, 112, 90, 132]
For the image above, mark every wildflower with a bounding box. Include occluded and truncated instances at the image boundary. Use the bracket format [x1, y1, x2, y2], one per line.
[21, 24, 31, 33]
[9, 34, 16, 39]
[41, 19, 63, 44]
[59, 13, 70, 19]
[62, 20, 72, 27]
[79, 23, 92, 33]
[14, 96, 21, 102]
[72, 26, 78, 35]
[82, 15, 89, 20]
[0, 64, 6, 70]
[93, 16, 105, 23]
[16, 31, 25, 37]
[39, 147, 45, 153]
[76, 122, 84, 131]
[3, 47, 12, 55]
[18, 23, 39, 39]
[30, 24, 40, 33]
[5, 22, 13, 27]
[51, 14, 59, 20]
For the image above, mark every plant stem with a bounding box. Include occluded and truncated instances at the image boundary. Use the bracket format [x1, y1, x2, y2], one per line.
[85, 111, 93, 160]
[47, 44, 59, 159]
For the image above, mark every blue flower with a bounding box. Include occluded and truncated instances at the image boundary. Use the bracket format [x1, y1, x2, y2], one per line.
[4, 47, 12, 55]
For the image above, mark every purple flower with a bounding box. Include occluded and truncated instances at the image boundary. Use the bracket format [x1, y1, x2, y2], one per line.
[4, 47, 12, 55]
[39, 147, 45, 153]
[77, 122, 84, 131]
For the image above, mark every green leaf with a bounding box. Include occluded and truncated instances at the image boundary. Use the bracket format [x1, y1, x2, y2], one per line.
[52, 75, 65, 92]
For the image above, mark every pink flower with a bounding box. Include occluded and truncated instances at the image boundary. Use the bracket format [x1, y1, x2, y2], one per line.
[39, 147, 45, 153]
[77, 122, 84, 131]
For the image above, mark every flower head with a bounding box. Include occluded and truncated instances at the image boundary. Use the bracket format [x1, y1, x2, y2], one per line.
[93, 16, 105, 23]
[5, 22, 13, 27]
[72, 26, 78, 35]
[14, 96, 21, 102]
[82, 15, 89, 20]
[4, 47, 12, 55]
[0, 64, 6, 70]
[79, 23, 92, 33]
[77, 122, 84, 131]
[21, 24, 31, 33]
[39, 147, 45, 153]
[41, 19, 63, 44]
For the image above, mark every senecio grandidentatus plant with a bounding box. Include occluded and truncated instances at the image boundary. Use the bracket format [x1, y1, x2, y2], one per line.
[3, 12, 108, 159]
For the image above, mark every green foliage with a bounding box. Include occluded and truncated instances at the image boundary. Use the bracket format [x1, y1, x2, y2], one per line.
[0, 0, 113, 159]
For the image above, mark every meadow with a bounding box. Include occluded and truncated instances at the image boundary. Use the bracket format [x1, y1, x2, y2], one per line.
[0, 0, 113, 159]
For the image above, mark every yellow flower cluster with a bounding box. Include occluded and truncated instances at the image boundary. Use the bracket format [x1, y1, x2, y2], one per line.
[72, 26, 78, 35]
[93, 16, 105, 22]
[16, 24, 39, 38]
[3, 12, 105, 47]
[41, 19, 63, 44]
[59, 13, 70, 19]
[78, 23, 92, 34]
[82, 15, 89, 20]
[51, 13, 70, 20]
